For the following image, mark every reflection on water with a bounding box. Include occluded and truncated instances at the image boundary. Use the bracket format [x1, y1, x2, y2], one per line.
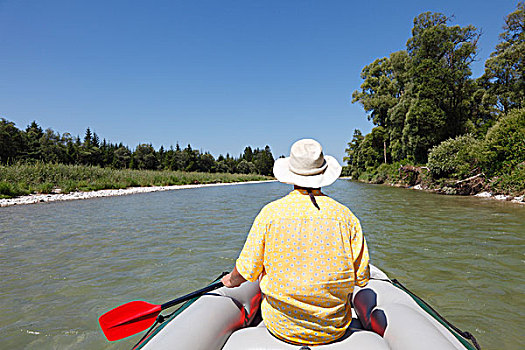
[0, 181, 523, 349]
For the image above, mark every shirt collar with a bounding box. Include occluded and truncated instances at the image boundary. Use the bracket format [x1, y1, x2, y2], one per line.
[292, 188, 323, 196]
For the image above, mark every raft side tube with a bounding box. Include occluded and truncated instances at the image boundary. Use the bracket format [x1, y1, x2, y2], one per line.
[140, 281, 261, 350]
[353, 279, 467, 349]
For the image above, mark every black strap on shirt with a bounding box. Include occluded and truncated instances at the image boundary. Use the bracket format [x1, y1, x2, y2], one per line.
[294, 186, 321, 210]
[306, 188, 320, 210]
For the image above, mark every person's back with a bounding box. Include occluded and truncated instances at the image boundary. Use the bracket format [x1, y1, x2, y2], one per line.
[236, 188, 369, 344]
[222, 139, 370, 345]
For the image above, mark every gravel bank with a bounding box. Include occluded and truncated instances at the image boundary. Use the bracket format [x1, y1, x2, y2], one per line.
[0, 180, 277, 207]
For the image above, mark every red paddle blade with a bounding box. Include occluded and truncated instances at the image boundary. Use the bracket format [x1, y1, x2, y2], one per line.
[99, 301, 162, 341]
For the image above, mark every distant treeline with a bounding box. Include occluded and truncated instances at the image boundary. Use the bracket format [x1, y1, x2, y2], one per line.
[0, 121, 275, 176]
[347, 4, 525, 195]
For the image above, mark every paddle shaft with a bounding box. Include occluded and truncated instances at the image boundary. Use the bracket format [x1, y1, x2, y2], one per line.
[161, 281, 223, 310]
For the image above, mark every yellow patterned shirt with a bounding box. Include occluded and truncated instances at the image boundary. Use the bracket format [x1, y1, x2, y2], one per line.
[236, 189, 370, 345]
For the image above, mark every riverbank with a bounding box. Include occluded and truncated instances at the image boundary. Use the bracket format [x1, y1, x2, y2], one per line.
[340, 176, 525, 205]
[0, 180, 277, 207]
[408, 183, 525, 204]
[0, 162, 273, 200]
[343, 161, 525, 206]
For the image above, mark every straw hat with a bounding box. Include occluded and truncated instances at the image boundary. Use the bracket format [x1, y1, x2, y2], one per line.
[273, 139, 342, 188]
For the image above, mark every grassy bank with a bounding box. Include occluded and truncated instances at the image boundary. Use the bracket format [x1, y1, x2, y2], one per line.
[0, 163, 272, 199]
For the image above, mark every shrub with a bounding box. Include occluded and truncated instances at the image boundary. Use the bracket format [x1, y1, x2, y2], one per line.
[484, 108, 525, 176]
[371, 162, 404, 184]
[427, 134, 485, 179]
[0, 181, 30, 198]
[340, 166, 352, 177]
[489, 162, 525, 195]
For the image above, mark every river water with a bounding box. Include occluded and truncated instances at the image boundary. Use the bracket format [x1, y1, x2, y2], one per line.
[1, 180, 523, 349]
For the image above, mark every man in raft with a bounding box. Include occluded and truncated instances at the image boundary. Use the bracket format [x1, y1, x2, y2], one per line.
[222, 138, 370, 346]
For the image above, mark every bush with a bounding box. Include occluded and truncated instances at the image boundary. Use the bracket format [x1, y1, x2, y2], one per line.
[484, 108, 525, 176]
[371, 162, 403, 184]
[340, 166, 352, 177]
[489, 162, 525, 195]
[427, 134, 485, 179]
[0, 181, 30, 198]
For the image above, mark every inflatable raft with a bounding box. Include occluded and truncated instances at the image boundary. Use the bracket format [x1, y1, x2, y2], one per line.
[134, 265, 480, 350]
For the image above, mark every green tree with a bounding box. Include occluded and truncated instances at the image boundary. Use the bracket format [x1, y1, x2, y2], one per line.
[198, 152, 216, 172]
[343, 129, 364, 177]
[352, 51, 409, 128]
[133, 144, 158, 170]
[253, 146, 274, 176]
[24, 121, 44, 160]
[182, 144, 198, 172]
[113, 146, 131, 168]
[403, 12, 479, 162]
[65, 135, 79, 164]
[243, 146, 254, 162]
[235, 159, 257, 174]
[402, 99, 447, 162]
[158, 145, 166, 169]
[0, 118, 25, 164]
[215, 159, 231, 173]
[39, 128, 67, 163]
[357, 127, 388, 170]
[83, 128, 92, 147]
[79, 127, 102, 165]
[169, 143, 184, 171]
[481, 2, 525, 114]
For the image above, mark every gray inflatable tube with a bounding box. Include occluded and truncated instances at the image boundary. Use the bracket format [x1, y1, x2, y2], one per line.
[138, 265, 473, 350]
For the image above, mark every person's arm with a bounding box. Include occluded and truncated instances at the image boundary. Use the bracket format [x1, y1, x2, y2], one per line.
[221, 265, 247, 288]
[223, 209, 267, 288]
[351, 217, 370, 287]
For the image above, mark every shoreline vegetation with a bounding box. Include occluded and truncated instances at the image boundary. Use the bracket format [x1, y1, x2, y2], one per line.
[341, 174, 525, 205]
[0, 163, 273, 207]
[0, 180, 276, 208]
[345, 5, 525, 200]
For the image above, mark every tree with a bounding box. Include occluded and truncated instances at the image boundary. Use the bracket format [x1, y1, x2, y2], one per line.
[182, 144, 198, 172]
[352, 51, 409, 128]
[113, 146, 131, 168]
[133, 144, 158, 170]
[353, 12, 481, 164]
[403, 12, 480, 162]
[83, 128, 92, 147]
[78, 127, 103, 165]
[0, 117, 277, 176]
[243, 146, 254, 162]
[39, 128, 67, 163]
[198, 152, 216, 172]
[24, 121, 44, 160]
[215, 159, 230, 173]
[0, 118, 25, 163]
[253, 146, 274, 176]
[481, 1, 525, 114]
[344, 129, 364, 177]
[65, 134, 79, 164]
[235, 159, 257, 174]
[357, 127, 388, 170]
[158, 145, 166, 169]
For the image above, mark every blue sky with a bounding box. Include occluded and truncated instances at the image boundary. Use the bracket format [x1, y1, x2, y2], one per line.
[0, 0, 519, 162]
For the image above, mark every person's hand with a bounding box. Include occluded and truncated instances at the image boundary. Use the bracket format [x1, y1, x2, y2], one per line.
[221, 272, 236, 288]
[221, 267, 247, 288]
